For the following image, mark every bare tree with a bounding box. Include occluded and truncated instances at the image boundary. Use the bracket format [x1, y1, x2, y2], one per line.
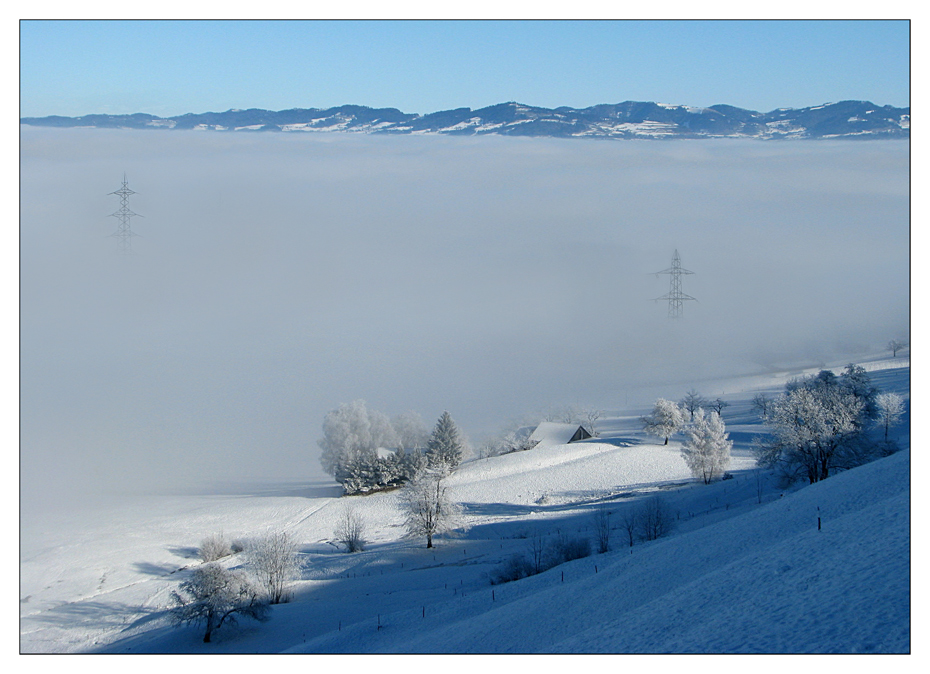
[680, 389, 706, 421]
[751, 393, 773, 421]
[620, 508, 638, 548]
[171, 563, 269, 643]
[592, 505, 611, 553]
[888, 339, 906, 357]
[710, 398, 729, 417]
[400, 468, 464, 548]
[334, 506, 366, 553]
[584, 407, 602, 437]
[528, 529, 546, 574]
[246, 532, 301, 604]
[638, 496, 674, 541]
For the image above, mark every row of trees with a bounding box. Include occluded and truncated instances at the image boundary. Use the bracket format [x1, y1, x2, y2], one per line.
[318, 401, 466, 494]
[754, 364, 905, 484]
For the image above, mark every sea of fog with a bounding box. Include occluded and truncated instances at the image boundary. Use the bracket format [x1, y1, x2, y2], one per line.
[20, 128, 909, 510]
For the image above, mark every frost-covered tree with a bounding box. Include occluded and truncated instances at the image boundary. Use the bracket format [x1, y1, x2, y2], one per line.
[426, 411, 465, 470]
[334, 506, 366, 553]
[875, 392, 905, 442]
[171, 563, 269, 643]
[754, 377, 867, 484]
[400, 468, 464, 548]
[392, 411, 430, 452]
[247, 532, 301, 605]
[840, 364, 879, 423]
[680, 408, 732, 484]
[680, 389, 706, 421]
[319, 400, 375, 479]
[641, 398, 685, 445]
[318, 400, 403, 492]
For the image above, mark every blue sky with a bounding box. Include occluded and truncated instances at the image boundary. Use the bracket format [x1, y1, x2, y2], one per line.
[20, 20, 909, 117]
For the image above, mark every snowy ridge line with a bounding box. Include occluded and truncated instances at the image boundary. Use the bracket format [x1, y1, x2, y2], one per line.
[21, 100, 910, 140]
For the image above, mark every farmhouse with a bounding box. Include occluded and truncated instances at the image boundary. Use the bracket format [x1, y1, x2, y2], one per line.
[526, 422, 593, 448]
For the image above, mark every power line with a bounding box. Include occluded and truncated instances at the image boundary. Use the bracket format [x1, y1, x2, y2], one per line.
[654, 249, 696, 318]
[108, 174, 141, 254]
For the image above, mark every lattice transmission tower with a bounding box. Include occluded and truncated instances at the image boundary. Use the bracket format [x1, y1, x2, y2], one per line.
[109, 175, 141, 253]
[654, 249, 696, 318]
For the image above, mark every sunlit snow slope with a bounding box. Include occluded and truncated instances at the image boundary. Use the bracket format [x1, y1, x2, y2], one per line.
[21, 359, 909, 653]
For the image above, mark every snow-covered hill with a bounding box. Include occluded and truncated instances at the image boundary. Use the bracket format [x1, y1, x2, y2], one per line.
[19, 357, 910, 653]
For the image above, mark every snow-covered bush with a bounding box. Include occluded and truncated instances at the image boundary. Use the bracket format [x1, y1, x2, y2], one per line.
[680, 408, 732, 484]
[199, 534, 233, 562]
[545, 535, 591, 567]
[490, 554, 533, 585]
[246, 532, 301, 605]
[334, 506, 366, 553]
[170, 563, 269, 643]
[491, 534, 591, 585]
[641, 398, 685, 445]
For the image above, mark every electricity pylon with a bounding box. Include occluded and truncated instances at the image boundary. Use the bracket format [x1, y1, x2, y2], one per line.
[109, 175, 141, 254]
[654, 249, 696, 318]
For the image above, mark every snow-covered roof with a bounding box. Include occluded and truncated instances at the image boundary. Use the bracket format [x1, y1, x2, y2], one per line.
[527, 422, 590, 447]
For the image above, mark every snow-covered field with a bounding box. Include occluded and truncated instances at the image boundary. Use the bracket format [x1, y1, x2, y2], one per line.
[19, 356, 910, 654]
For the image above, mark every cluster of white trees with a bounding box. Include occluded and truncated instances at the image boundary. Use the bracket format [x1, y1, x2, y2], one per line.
[641, 394, 732, 484]
[754, 365, 905, 484]
[318, 401, 467, 494]
[172, 531, 301, 642]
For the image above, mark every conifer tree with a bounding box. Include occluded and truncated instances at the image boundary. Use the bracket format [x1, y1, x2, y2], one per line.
[426, 411, 464, 469]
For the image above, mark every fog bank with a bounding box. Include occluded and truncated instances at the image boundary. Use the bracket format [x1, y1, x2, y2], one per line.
[20, 128, 909, 506]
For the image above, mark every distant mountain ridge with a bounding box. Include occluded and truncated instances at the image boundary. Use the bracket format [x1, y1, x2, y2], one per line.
[21, 100, 909, 139]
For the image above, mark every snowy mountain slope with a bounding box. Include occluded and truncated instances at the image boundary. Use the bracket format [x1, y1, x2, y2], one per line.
[20, 100, 910, 139]
[325, 449, 908, 654]
[20, 358, 910, 653]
